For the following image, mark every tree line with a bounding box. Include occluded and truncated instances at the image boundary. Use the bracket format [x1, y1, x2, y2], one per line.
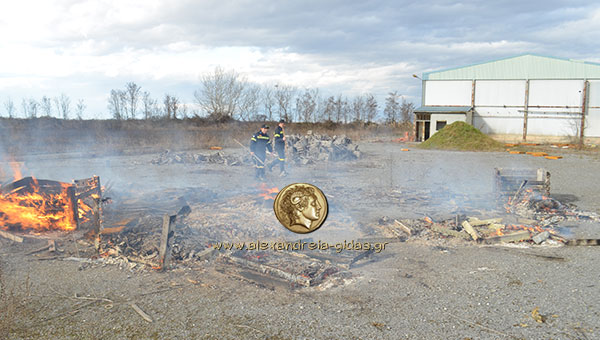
[2, 94, 86, 120]
[2, 67, 415, 124]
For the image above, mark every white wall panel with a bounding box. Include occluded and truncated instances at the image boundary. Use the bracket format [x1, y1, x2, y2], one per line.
[586, 109, 600, 137]
[528, 80, 583, 107]
[582, 81, 600, 137]
[475, 80, 525, 106]
[527, 117, 579, 136]
[588, 80, 600, 106]
[473, 108, 523, 134]
[424, 80, 472, 106]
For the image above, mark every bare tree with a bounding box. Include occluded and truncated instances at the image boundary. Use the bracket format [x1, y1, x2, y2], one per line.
[194, 66, 245, 121]
[141, 91, 155, 120]
[400, 97, 415, 122]
[351, 95, 365, 122]
[20, 98, 38, 118]
[163, 94, 179, 119]
[108, 90, 124, 120]
[262, 86, 276, 121]
[53, 97, 61, 119]
[238, 83, 262, 121]
[53, 93, 71, 119]
[365, 93, 378, 123]
[274, 85, 297, 122]
[76, 99, 86, 120]
[322, 96, 336, 122]
[125, 82, 141, 119]
[384, 91, 401, 124]
[4, 97, 15, 118]
[28, 98, 39, 118]
[21, 99, 28, 118]
[333, 95, 347, 123]
[296, 88, 319, 122]
[41, 96, 52, 117]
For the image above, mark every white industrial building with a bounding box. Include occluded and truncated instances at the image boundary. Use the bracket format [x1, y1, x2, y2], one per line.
[414, 54, 600, 142]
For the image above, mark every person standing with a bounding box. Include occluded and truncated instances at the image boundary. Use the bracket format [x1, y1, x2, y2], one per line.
[269, 119, 288, 176]
[250, 124, 273, 180]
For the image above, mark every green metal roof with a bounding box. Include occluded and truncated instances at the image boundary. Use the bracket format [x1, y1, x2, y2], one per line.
[414, 106, 472, 113]
[423, 54, 600, 80]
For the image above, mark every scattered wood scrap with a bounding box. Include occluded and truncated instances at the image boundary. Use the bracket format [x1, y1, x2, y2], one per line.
[461, 221, 480, 241]
[394, 219, 412, 236]
[131, 303, 153, 323]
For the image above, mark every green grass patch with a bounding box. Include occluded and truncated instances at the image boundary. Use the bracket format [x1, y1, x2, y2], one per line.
[418, 121, 505, 151]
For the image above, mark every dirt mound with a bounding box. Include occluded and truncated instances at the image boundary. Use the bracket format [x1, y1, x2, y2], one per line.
[419, 121, 504, 151]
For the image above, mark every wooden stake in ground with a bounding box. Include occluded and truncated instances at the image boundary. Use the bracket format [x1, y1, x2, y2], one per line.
[158, 214, 176, 271]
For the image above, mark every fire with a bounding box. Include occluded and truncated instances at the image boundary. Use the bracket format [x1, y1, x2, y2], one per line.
[0, 177, 78, 232]
[258, 183, 279, 200]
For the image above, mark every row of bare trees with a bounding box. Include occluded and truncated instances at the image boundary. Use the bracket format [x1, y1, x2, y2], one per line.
[2, 94, 86, 119]
[191, 67, 414, 123]
[106, 67, 414, 123]
[2, 67, 415, 123]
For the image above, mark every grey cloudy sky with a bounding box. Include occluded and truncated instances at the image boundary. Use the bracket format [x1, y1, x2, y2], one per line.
[1, 0, 599, 118]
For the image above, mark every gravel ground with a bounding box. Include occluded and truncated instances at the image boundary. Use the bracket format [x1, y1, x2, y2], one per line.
[1, 141, 599, 339]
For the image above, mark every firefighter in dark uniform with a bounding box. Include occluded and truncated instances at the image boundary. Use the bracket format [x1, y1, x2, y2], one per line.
[250, 124, 273, 180]
[269, 119, 287, 176]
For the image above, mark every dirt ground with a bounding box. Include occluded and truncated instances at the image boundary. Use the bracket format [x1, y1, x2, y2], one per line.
[1, 140, 599, 339]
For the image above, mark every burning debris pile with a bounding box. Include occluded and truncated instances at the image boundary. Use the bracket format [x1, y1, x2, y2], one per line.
[151, 149, 249, 166]
[286, 133, 361, 165]
[0, 176, 101, 233]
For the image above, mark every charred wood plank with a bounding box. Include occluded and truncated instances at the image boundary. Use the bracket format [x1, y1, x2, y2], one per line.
[429, 225, 470, 240]
[223, 254, 312, 287]
[484, 230, 531, 244]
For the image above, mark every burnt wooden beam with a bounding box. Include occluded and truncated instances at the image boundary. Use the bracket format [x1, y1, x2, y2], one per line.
[65, 185, 79, 230]
[158, 214, 176, 271]
[0, 229, 24, 243]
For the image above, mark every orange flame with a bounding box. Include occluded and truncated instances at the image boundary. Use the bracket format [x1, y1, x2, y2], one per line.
[0, 179, 77, 232]
[258, 183, 279, 200]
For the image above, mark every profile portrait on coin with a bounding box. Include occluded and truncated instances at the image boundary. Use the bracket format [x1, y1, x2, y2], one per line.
[280, 184, 322, 231]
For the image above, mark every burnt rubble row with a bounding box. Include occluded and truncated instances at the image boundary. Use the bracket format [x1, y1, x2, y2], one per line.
[150, 133, 361, 166]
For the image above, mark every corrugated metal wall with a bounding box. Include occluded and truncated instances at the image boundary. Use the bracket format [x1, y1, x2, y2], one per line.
[424, 81, 471, 106]
[423, 79, 600, 138]
[587, 80, 600, 137]
[474, 80, 525, 135]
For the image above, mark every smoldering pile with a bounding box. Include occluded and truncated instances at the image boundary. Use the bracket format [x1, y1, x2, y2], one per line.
[286, 132, 361, 165]
[150, 133, 361, 166]
[151, 149, 250, 166]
